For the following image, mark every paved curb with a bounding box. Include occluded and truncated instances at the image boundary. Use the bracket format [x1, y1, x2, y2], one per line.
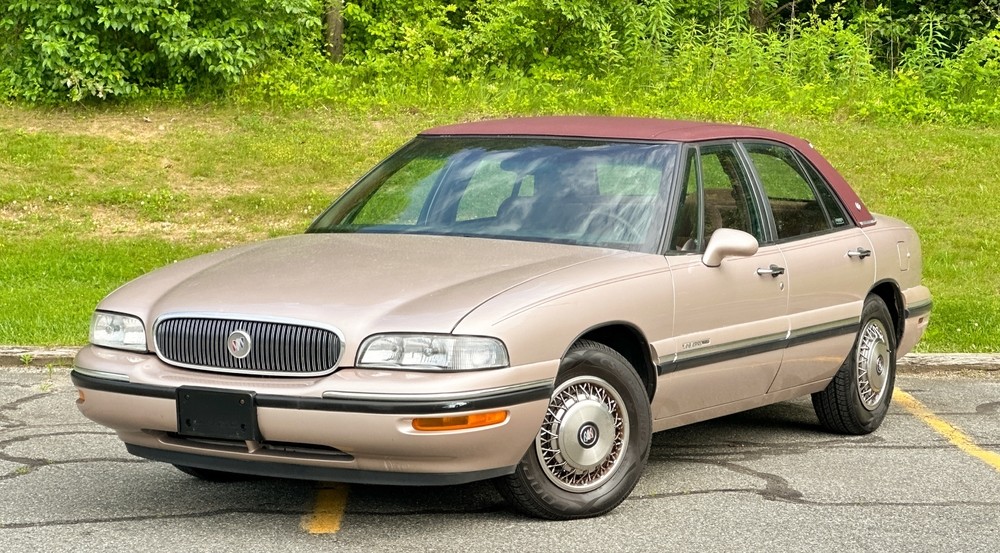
[0, 346, 80, 368]
[1, 345, 997, 372]
[897, 353, 1000, 373]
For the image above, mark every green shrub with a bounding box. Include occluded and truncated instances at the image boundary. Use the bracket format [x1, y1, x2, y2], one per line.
[0, 0, 320, 101]
[4, 0, 999, 126]
[460, 0, 675, 76]
[335, 0, 677, 78]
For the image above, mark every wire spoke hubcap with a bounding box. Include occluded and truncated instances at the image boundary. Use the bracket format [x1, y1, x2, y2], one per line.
[856, 318, 890, 410]
[536, 375, 629, 492]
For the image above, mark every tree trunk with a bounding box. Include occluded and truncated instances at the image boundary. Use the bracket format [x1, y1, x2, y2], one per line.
[324, 1, 344, 63]
[748, 1, 768, 31]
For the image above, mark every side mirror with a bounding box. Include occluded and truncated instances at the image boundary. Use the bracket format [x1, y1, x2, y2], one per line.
[702, 228, 759, 267]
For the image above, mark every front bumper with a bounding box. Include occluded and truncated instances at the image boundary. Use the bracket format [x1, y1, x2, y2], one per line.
[71, 351, 555, 486]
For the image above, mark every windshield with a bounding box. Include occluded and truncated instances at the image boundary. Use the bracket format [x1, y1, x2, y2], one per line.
[309, 136, 680, 253]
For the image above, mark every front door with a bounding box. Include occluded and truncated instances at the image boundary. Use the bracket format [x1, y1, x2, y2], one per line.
[656, 143, 788, 421]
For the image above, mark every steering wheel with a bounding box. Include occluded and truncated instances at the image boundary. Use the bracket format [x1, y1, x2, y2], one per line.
[581, 209, 645, 243]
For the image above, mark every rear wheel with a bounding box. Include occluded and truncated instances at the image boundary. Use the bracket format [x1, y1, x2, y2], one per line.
[812, 295, 896, 435]
[496, 340, 651, 519]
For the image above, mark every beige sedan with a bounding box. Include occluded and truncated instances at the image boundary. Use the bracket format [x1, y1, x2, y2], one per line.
[72, 117, 931, 519]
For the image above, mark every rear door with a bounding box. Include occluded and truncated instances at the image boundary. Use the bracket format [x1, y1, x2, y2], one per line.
[657, 143, 788, 420]
[740, 141, 876, 392]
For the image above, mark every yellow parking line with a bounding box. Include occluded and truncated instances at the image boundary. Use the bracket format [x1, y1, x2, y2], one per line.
[301, 483, 350, 534]
[895, 389, 1000, 472]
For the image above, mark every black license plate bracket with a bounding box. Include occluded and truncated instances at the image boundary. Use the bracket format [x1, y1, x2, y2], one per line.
[176, 387, 260, 441]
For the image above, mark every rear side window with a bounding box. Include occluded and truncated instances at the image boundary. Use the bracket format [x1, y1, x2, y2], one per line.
[744, 142, 831, 240]
[798, 155, 851, 228]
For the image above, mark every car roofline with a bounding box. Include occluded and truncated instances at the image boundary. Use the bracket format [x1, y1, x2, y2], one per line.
[420, 116, 795, 143]
[419, 117, 875, 227]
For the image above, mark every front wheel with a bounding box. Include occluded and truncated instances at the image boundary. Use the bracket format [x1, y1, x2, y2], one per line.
[812, 295, 897, 435]
[496, 340, 651, 519]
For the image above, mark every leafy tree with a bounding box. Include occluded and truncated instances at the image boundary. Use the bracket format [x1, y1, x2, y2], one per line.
[1, 0, 320, 101]
[338, 0, 676, 77]
[2, 0, 998, 106]
[461, 0, 675, 75]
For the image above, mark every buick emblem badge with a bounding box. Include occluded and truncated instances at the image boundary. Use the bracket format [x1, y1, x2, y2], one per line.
[578, 423, 599, 449]
[227, 330, 252, 359]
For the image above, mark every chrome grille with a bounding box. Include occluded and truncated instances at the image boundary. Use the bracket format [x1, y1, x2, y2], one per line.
[155, 317, 342, 376]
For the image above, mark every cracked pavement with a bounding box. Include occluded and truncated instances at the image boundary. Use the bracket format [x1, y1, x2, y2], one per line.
[1, 368, 998, 552]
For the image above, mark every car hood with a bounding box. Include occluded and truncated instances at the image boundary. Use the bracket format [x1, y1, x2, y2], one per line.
[99, 233, 621, 343]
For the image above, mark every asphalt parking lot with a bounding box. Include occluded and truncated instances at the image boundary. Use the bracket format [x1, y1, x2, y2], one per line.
[1, 365, 998, 552]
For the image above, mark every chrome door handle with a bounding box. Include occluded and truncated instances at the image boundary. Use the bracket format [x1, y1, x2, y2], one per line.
[756, 264, 785, 277]
[848, 247, 872, 259]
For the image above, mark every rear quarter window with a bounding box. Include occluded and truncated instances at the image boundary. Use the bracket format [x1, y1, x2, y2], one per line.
[744, 142, 833, 240]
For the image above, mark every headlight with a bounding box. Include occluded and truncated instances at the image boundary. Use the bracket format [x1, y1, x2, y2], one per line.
[89, 312, 147, 352]
[357, 334, 509, 371]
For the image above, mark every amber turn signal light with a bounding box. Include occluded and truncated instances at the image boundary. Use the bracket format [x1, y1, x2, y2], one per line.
[411, 410, 508, 432]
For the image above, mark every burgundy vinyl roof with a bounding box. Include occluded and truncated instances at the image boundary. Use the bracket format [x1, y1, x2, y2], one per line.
[421, 117, 875, 226]
[422, 116, 796, 143]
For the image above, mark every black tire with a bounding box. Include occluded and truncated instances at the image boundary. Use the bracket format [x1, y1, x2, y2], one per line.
[812, 295, 896, 435]
[496, 340, 652, 520]
[173, 464, 252, 482]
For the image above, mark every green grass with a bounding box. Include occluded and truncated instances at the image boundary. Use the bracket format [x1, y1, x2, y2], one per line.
[789, 122, 1000, 353]
[1, 105, 997, 351]
[0, 237, 214, 343]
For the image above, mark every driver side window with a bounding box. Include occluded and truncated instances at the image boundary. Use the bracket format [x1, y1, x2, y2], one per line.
[670, 144, 763, 253]
[700, 144, 762, 240]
